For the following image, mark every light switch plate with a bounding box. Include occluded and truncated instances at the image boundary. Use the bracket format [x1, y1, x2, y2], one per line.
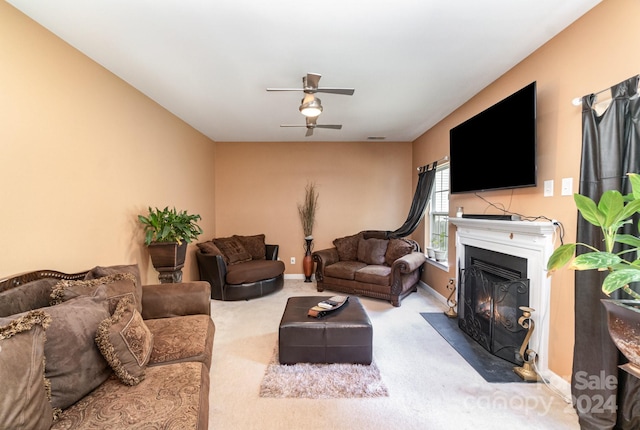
[544, 180, 554, 197]
[561, 178, 573, 196]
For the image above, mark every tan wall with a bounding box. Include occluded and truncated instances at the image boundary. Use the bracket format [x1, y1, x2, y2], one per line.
[413, 0, 640, 380]
[214, 141, 413, 273]
[0, 2, 216, 284]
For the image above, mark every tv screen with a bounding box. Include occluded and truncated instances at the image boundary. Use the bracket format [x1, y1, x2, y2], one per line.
[449, 81, 537, 194]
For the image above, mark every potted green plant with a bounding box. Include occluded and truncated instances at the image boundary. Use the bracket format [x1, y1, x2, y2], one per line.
[298, 182, 318, 282]
[138, 207, 203, 282]
[546, 173, 640, 377]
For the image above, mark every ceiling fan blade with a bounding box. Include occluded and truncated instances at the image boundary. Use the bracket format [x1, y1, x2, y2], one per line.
[266, 88, 303, 92]
[316, 87, 355, 96]
[305, 127, 314, 137]
[316, 124, 343, 129]
[280, 124, 307, 128]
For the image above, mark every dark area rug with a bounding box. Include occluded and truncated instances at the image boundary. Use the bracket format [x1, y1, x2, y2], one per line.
[421, 312, 531, 383]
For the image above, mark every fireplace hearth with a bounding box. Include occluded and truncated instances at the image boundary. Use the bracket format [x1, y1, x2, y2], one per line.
[458, 246, 529, 365]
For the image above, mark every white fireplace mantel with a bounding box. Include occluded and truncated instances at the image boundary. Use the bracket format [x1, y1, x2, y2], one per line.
[449, 217, 559, 383]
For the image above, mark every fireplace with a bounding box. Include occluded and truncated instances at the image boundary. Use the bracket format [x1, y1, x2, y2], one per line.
[459, 246, 529, 365]
[449, 217, 557, 380]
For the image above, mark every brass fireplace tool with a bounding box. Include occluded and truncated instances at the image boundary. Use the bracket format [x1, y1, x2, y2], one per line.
[444, 278, 457, 318]
[513, 306, 540, 382]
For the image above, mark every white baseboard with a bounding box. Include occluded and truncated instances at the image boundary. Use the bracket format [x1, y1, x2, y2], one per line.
[284, 274, 314, 280]
[419, 280, 448, 307]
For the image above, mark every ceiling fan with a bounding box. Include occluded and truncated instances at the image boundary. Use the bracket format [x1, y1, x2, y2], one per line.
[267, 73, 355, 118]
[280, 116, 342, 137]
[266, 73, 355, 96]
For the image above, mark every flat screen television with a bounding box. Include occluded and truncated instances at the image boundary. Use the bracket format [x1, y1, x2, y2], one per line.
[449, 81, 537, 194]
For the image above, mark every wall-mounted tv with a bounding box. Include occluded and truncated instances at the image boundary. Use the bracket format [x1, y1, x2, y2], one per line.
[449, 81, 537, 194]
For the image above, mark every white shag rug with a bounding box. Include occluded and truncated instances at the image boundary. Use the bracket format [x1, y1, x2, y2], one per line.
[259, 348, 389, 399]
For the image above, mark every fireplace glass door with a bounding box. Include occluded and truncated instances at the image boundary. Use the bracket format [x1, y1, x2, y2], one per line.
[458, 246, 529, 365]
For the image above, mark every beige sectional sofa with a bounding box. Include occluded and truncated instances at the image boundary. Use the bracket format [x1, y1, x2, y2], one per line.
[0, 264, 214, 429]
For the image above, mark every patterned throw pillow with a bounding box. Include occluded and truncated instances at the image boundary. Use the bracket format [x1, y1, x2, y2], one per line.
[357, 238, 389, 265]
[214, 236, 252, 265]
[385, 238, 415, 266]
[95, 296, 154, 386]
[50, 272, 140, 314]
[333, 233, 362, 261]
[0, 310, 54, 430]
[235, 234, 266, 260]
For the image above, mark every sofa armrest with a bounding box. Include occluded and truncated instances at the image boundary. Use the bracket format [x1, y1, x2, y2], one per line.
[312, 248, 339, 281]
[141, 281, 211, 319]
[266, 244, 279, 260]
[392, 252, 427, 274]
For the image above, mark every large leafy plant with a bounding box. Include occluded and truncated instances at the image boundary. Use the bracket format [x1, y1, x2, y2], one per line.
[547, 173, 640, 300]
[138, 206, 203, 246]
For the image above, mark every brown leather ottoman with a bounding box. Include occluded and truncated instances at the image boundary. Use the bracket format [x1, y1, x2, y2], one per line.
[278, 296, 372, 365]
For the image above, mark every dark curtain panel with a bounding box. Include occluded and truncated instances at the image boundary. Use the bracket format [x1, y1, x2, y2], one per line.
[575, 75, 640, 429]
[387, 163, 437, 239]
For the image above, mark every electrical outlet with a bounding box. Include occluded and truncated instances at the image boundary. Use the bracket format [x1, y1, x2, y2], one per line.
[290, 257, 296, 265]
[543, 180, 554, 197]
[561, 177, 573, 196]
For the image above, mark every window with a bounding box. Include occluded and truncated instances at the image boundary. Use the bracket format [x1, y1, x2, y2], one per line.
[427, 164, 450, 257]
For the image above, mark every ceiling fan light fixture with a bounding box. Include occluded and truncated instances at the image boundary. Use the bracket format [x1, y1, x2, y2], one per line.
[299, 96, 323, 117]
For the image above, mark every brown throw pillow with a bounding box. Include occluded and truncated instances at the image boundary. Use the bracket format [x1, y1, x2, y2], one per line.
[333, 233, 362, 261]
[214, 236, 252, 265]
[0, 310, 54, 430]
[0, 277, 59, 318]
[357, 238, 389, 265]
[51, 272, 140, 314]
[41, 293, 112, 410]
[235, 234, 266, 260]
[385, 238, 415, 266]
[95, 297, 154, 386]
[84, 264, 142, 290]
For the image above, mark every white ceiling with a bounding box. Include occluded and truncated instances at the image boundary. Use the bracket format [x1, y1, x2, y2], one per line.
[8, 0, 601, 142]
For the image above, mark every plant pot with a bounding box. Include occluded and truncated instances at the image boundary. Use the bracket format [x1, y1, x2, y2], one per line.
[148, 241, 187, 270]
[427, 248, 435, 259]
[434, 250, 447, 262]
[601, 299, 640, 379]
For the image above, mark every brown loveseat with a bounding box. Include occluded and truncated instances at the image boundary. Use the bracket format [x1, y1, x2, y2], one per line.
[312, 232, 426, 307]
[196, 234, 285, 301]
[0, 264, 214, 430]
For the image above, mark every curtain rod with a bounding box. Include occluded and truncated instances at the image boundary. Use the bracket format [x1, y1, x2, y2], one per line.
[571, 75, 640, 106]
[417, 155, 448, 172]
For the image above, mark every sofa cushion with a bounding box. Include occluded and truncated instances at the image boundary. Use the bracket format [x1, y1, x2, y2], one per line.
[357, 238, 389, 265]
[41, 293, 113, 410]
[197, 240, 228, 264]
[0, 310, 54, 430]
[0, 277, 59, 318]
[324, 261, 368, 280]
[225, 259, 285, 285]
[51, 272, 141, 314]
[95, 297, 154, 386]
[214, 236, 252, 265]
[53, 362, 209, 430]
[354, 265, 392, 286]
[145, 314, 215, 369]
[235, 234, 266, 260]
[84, 264, 143, 292]
[333, 233, 362, 261]
[385, 238, 415, 266]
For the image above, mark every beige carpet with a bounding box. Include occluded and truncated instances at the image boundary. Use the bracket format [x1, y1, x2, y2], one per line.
[259, 348, 388, 398]
[209, 279, 580, 430]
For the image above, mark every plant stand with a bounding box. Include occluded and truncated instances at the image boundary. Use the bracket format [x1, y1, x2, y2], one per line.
[601, 299, 640, 379]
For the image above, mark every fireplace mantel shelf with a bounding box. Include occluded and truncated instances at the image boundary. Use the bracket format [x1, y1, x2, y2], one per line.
[450, 217, 556, 235]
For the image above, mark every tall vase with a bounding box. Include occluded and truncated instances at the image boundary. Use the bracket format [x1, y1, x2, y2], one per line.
[303, 237, 314, 283]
